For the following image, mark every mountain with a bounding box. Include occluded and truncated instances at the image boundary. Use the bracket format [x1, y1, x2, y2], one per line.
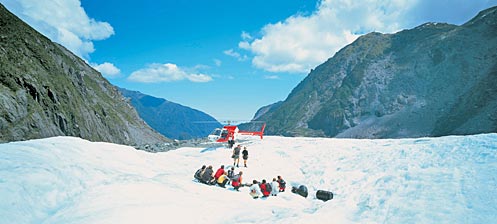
[237, 101, 282, 132]
[252, 101, 283, 120]
[256, 6, 497, 138]
[118, 88, 221, 140]
[0, 3, 167, 145]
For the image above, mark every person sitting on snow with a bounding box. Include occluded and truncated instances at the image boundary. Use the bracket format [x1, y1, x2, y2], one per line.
[277, 175, 286, 192]
[194, 165, 206, 181]
[201, 165, 215, 185]
[231, 171, 243, 191]
[259, 179, 271, 197]
[217, 171, 229, 188]
[227, 167, 235, 184]
[214, 165, 225, 181]
[227, 167, 235, 178]
[271, 178, 280, 196]
[249, 180, 262, 199]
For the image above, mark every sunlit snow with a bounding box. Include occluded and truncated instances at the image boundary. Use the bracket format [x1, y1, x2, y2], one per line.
[1, 134, 496, 223]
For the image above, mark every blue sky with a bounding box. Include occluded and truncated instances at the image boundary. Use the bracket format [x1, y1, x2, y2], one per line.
[2, 0, 496, 121]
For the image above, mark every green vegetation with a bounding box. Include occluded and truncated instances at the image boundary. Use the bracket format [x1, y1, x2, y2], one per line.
[0, 3, 166, 145]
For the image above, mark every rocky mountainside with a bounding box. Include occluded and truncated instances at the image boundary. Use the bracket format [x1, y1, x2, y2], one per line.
[256, 6, 497, 138]
[118, 88, 221, 140]
[252, 101, 282, 121]
[0, 4, 168, 145]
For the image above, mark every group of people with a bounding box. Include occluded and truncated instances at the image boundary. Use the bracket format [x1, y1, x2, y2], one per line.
[248, 176, 286, 199]
[194, 165, 244, 191]
[231, 144, 248, 168]
[194, 141, 288, 199]
[194, 164, 287, 198]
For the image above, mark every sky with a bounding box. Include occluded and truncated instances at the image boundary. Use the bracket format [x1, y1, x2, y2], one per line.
[1, 134, 496, 223]
[1, 0, 497, 121]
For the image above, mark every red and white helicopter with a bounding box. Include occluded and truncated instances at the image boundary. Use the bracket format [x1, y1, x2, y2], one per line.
[207, 122, 266, 143]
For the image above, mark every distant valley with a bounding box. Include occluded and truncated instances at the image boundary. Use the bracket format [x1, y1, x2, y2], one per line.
[118, 88, 221, 140]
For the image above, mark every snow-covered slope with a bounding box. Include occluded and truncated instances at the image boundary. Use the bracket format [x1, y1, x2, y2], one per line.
[1, 135, 496, 223]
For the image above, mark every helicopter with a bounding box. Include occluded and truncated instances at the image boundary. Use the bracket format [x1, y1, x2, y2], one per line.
[207, 122, 266, 143]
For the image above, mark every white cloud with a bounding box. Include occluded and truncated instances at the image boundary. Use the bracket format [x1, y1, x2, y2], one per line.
[213, 59, 222, 67]
[241, 31, 253, 40]
[127, 63, 213, 83]
[242, 0, 497, 74]
[224, 49, 240, 58]
[238, 41, 251, 50]
[241, 0, 416, 73]
[224, 49, 248, 61]
[264, 75, 280, 80]
[92, 62, 120, 78]
[2, 0, 114, 59]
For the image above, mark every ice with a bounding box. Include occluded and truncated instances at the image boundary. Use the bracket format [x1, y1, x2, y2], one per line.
[1, 134, 496, 223]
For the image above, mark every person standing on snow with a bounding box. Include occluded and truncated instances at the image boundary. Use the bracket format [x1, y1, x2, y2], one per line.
[232, 145, 241, 167]
[242, 146, 249, 167]
[228, 138, 235, 149]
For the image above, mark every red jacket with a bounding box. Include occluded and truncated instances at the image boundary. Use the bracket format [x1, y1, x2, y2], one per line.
[232, 175, 241, 187]
[260, 183, 270, 197]
[214, 168, 224, 179]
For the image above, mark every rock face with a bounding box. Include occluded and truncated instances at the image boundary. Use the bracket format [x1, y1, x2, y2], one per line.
[256, 6, 497, 138]
[252, 101, 283, 121]
[0, 4, 168, 145]
[118, 88, 221, 140]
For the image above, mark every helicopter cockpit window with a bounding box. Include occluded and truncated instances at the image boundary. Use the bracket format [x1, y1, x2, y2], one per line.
[221, 129, 228, 137]
[211, 129, 222, 136]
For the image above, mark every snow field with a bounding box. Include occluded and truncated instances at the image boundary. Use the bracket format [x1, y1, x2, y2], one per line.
[1, 134, 496, 223]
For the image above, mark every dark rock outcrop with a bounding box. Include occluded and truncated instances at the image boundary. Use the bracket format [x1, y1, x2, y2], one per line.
[0, 3, 168, 145]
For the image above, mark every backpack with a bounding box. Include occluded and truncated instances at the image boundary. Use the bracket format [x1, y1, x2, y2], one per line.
[266, 183, 272, 192]
[298, 185, 308, 198]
